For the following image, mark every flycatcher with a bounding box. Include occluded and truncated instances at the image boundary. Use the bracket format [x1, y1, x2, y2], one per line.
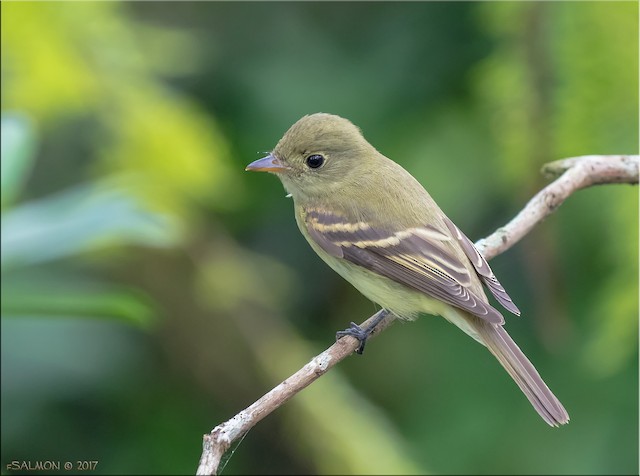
[246, 113, 569, 427]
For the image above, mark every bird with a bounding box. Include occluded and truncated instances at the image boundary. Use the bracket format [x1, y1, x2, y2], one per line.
[246, 112, 569, 427]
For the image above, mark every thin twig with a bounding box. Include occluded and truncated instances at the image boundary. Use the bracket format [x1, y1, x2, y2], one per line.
[196, 154, 638, 475]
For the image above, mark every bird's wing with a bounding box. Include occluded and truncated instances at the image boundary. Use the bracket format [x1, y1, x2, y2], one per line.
[442, 217, 521, 316]
[304, 208, 508, 325]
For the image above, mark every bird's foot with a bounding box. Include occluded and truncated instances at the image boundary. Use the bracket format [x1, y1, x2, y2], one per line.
[336, 322, 371, 355]
[335, 309, 391, 355]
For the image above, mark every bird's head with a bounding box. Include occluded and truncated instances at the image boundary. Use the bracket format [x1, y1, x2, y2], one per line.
[246, 113, 377, 202]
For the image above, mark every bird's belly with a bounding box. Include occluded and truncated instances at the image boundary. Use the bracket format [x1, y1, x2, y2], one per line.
[325, 257, 450, 321]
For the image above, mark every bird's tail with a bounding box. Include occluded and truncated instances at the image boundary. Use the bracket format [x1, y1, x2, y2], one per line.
[477, 322, 570, 427]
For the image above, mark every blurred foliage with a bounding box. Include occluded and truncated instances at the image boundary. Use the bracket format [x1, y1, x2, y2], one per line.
[1, 115, 36, 207]
[1, 2, 637, 476]
[2, 2, 239, 220]
[0, 112, 166, 325]
[474, 1, 639, 379]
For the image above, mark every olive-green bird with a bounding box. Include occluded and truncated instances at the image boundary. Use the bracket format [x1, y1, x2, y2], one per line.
[246, 112, 569, 427]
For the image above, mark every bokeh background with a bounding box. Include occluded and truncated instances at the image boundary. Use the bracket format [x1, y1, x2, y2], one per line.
[1, 2, 638, 475]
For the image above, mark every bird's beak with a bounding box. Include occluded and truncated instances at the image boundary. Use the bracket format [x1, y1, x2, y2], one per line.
[245, 154, 288, 173]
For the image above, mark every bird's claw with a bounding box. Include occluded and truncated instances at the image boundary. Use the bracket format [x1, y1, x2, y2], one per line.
[336, 321, 370, 355]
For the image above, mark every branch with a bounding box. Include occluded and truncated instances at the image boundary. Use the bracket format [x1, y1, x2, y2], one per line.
[196, 154, 638, 475]
[475, 155, 638, 260]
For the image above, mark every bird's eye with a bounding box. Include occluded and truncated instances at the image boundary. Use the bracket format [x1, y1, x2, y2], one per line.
[305, 154, 324, 169]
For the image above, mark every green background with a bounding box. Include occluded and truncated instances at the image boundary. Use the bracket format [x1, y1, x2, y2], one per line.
[1, 2, 638, 474]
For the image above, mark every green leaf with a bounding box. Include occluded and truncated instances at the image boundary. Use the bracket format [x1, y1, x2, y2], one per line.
[1, 269, 156, 326]
[1, 179, 179, 271]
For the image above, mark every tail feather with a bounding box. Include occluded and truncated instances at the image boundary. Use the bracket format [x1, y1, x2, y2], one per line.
[478, 323, 570, 427]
